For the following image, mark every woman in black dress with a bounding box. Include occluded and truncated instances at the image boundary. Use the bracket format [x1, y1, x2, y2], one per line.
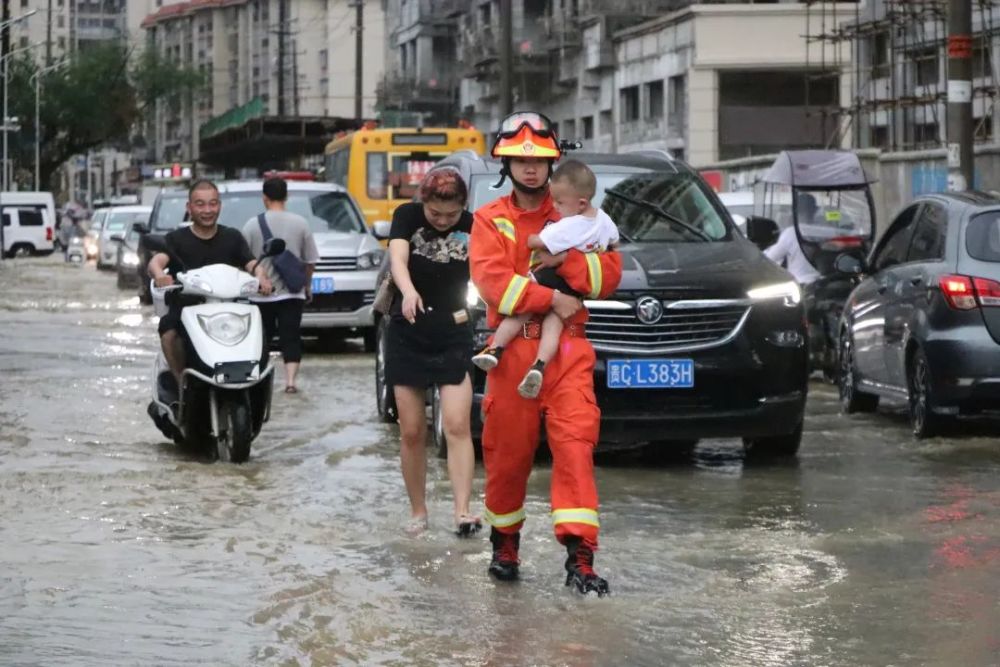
[385, 169, 479, 536]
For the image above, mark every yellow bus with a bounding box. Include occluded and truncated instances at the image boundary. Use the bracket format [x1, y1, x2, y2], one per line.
[323, 125, 485, 226]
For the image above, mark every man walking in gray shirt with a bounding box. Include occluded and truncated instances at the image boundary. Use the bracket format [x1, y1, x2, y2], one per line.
[242, 177, 321, 393]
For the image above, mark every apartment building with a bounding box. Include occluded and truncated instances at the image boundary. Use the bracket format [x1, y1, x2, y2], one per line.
[445, 0, 856, 167]
[141, 0, 386, 163]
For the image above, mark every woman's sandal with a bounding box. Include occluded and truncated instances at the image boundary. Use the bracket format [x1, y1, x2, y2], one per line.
[455, 514, 483, 538]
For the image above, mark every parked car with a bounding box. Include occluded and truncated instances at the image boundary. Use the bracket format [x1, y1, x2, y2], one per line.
[1, 206, 55, 258]
[837, 191, 1000, 438]
[373, 150, 810, 459]
[136, 181, 382, 347]
[96, 206, 152, 270]
[718, 191, 754, 235]
[1, 191, 56, 249]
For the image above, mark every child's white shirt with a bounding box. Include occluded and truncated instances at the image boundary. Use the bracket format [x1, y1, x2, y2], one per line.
[537, 210, 620, 254]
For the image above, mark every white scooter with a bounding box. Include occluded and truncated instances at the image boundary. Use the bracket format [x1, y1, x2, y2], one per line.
[145, 239, 284, 463]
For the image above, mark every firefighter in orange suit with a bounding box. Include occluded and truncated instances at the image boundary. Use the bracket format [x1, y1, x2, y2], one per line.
[469, 112, 622, 596]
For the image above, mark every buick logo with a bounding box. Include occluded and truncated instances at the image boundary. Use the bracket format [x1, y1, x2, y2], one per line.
[635, 296, 663, 325]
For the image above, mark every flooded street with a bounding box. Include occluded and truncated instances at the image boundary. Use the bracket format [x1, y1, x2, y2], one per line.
[2, 256, 999, 666]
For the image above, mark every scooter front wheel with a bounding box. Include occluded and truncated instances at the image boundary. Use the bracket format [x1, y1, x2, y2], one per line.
[217, 394, 253, 463]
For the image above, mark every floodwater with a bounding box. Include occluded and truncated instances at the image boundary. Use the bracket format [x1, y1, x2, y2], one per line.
[1, 256, 998, 666]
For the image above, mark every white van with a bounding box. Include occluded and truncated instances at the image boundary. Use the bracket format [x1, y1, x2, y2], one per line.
[2, 206, 56, 257]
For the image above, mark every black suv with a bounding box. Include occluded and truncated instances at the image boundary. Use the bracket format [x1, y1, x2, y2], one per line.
[374, 151, 809, 458]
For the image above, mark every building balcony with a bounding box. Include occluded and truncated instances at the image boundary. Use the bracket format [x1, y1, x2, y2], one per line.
[378, 75, 458, 110]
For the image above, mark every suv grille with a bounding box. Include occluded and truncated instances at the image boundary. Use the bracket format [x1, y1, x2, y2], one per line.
[315, 256, 357, 272]
[586, 300, 750, 353]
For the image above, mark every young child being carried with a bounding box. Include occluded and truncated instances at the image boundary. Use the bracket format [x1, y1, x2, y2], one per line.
[472, 159, 620, 399]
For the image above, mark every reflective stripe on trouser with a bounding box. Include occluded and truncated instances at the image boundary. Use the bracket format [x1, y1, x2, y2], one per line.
[484, 506, 526, 529]
[481, 332, 601, 543]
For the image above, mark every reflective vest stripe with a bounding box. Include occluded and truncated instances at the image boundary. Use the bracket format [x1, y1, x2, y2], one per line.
[498, 275, 529, 315]
[492, 217, 516, 242]
[585, 252, 603, 299]
[552, 507, 600, 528]
[485, 506, 526, 528]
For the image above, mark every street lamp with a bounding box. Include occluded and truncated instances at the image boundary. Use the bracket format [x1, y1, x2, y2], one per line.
[2, 40, 43, 190]
[32, 59, 68, 191]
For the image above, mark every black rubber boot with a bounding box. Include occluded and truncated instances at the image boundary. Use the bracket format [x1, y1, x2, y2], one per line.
[564, 537, 610, 597]
[488, 528, 520, 582]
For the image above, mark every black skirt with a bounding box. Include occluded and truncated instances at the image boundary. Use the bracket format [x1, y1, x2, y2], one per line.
[384, 307, 473, 388]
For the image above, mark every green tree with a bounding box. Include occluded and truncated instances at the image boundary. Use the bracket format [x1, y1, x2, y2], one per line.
[7, 43, 205, 192]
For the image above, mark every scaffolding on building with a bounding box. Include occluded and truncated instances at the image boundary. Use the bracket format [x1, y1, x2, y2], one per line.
[803, 0, 1000, 152]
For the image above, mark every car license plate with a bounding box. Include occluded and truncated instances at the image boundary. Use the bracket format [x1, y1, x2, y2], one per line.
[606, 359, 695, 389]
[312, 277, 334, 294]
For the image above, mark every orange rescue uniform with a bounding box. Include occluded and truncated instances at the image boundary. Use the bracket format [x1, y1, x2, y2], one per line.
[470, 192, 623, 546]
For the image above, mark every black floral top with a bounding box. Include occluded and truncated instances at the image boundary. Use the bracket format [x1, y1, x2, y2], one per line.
[388, 202, 473, 320]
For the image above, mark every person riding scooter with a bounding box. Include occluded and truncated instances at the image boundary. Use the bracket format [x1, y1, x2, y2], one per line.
[147, 179, 273, 398]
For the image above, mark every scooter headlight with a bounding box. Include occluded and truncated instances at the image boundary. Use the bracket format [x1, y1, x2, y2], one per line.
[197, 312, 251, 346]
[747, 281, 801, 307]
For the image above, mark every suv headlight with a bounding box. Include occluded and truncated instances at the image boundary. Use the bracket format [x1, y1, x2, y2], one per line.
[121, 250, 139, 267]
[747, 281, 801, 307]
[466, 281, 483, 307]
[357, 249, 384, 270]
[197, 312, 251, 346]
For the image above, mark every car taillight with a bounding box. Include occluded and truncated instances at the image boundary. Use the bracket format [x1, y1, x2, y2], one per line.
[45, 227, 53, 241]
[820, 236, 864, 251]
[973, 277, 1000, 307]
[940, 275, 977, 310]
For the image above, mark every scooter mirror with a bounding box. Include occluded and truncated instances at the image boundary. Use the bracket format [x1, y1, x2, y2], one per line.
[834, 252, 865, 276]
[262, 238, 286, 257]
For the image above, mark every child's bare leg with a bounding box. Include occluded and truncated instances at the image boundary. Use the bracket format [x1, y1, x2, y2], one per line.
[536, 311, 564, 364]
[517, 311, 563, 399]
[472, 314, 530, 371]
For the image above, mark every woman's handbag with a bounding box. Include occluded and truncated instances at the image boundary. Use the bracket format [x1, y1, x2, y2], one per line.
[373, 269, 398, 315]
[257, 213, 308, 292]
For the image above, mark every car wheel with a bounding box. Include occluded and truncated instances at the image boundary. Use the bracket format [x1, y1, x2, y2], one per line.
[743, 421, 803, 459]
[432, 385, 447, 459]
[139, 281, 153, 305]
[641, 440, 697, 464]
[907, 346, 947, 439]
[116, 271, 128, 290]
[374, 318, 397, 423]
[363, 327, 377, 353]
[838, 330, 879, 414]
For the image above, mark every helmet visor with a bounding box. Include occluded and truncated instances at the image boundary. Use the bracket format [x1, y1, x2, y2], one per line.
[498, 112, 555, 139]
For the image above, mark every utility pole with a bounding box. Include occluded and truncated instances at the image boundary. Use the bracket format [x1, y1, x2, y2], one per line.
[354, 0, 363, 120]
[499, 0, 513, 116]
[277, 0, 287, 116]
[45, 0, 51, 65]
[947, 0, 974, 191]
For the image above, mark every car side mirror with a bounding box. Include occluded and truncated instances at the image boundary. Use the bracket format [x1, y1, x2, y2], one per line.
[110, 234, 125, 243]
[132, 222, 149, 235]
[834, 253, 865, 276]
[372, 220, 392, 240]
[745, 216, 779, 250]
[262, 238, 286, 257]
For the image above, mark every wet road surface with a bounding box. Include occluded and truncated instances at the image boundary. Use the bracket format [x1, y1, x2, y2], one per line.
[1, 256, 999, 666]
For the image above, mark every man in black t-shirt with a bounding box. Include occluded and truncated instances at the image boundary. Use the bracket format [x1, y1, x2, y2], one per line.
[147, 179, 273, 387]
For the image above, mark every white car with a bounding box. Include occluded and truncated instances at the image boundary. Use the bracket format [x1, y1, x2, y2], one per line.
[2, 205, 55, 258]
[717, 191, 755, 235]
[97, 205, 152, 270]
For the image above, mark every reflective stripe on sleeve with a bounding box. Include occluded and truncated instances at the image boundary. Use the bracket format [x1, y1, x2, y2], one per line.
[552, 507, 600, 528]
[498, 275, 529, 315]
[492, 217, 516, 242]
[585, 252, 603, 299]
[485, 506, 527, 528]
